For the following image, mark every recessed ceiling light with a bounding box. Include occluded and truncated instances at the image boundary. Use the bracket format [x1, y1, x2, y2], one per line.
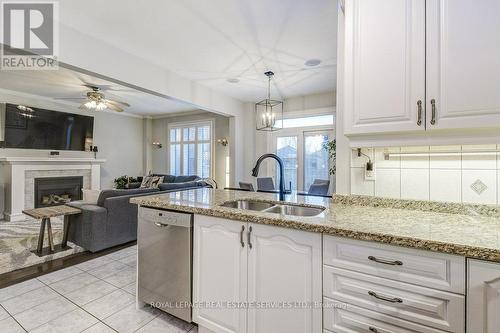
[304, 59, 321, 67]
[226, 78, 240, 83]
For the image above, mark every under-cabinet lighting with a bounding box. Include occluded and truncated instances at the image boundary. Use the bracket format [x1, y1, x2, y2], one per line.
[384, 150, 500, 160]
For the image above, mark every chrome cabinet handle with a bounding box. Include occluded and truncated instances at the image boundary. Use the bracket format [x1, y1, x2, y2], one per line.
[240, 225, 245, 248]
[368, 291, 403, 303]
[248, 226, 253, 249]
[417, 100, 422, 126]
[154, 222, 169, 228]
[368, 256, 403, 266]
[369, 327, 379, 333]
[430, 99, 436, 125]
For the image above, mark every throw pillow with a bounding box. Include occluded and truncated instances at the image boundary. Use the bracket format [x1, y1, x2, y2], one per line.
[140, 175, 164, 188]
[82, 189, 102, 204]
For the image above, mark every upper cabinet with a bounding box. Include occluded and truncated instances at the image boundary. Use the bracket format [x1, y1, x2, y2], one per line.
[426, 0, 500, 130]
[343, 0, 500, 138]
[344, 0, 426, 135]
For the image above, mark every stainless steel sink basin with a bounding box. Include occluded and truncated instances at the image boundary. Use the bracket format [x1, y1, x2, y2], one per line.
[220, 200, 325, 217]
[220, 200, 275, 211]
[263, 204, 325, 217]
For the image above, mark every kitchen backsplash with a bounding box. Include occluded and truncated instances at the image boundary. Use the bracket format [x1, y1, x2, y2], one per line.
[351, 144, 500, 205]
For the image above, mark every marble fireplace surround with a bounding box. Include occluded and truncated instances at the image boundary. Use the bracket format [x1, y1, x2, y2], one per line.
[0, 157, 105, 221]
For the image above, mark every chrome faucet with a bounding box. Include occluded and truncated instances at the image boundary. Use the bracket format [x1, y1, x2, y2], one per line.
[251, 153, 286, 201]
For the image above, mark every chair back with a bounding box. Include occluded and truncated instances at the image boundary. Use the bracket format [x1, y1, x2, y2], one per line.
[239, 182, 255, 191]
[308, 179, 330, 195]
[257, 177, 275, 191]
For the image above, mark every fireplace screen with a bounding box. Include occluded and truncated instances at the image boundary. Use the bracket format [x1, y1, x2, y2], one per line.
[34, 176, 83, 208]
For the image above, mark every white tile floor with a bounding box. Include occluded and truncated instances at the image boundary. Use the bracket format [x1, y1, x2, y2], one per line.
[0, 245, 197, 333]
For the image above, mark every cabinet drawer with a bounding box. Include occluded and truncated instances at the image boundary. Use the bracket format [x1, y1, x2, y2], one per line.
[323, 235, 465, 293]
[139, 207, 192, 227]
[323, 266, 464, 333]
[323, 298, 447, 333]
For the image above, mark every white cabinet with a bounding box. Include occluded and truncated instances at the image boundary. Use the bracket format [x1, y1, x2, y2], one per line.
[426, 0, 500, 130]
[193, 215, 322, 333]
[193, 216, 247, 333]
[247, 224, 322, 333]
[467, 259, 500, 333]
[343, 0, 500, 138]
[343, 0, 426, 135]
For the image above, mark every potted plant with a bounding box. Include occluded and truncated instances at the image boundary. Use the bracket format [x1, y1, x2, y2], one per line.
[323, 139, 336, 176]
[113, 175, 138, 189]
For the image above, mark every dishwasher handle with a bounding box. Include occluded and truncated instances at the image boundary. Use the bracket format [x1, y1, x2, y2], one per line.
[155, 222, 169, 228]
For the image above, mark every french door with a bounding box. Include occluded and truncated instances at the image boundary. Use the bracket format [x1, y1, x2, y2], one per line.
[274, 130, 332, 192]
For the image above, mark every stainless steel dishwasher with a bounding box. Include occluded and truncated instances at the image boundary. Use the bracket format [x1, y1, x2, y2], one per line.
[137, 206, 192, 322]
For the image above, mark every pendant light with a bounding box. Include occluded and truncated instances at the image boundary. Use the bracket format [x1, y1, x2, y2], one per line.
[255, 71, 283, 131]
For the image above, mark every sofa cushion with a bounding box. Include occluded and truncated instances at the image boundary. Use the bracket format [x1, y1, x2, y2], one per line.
[174, 175, 200, 183]
[149, 174, 176, 183]
[97, 188, 158, 207]
[140, 175, 164, 188]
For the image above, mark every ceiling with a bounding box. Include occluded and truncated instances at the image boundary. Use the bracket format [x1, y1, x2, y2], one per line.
[59, 0, 337, 102]
[0, 68, 197, 116]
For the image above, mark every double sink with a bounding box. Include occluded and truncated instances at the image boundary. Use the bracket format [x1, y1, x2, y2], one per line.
[220, 200, 325, 217]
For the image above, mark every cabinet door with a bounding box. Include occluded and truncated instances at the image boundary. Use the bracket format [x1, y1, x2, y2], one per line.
[247, 223, 322, 333]
[426, 0, 500, 130]
[193, 215, 247, 333]
[343, 0, 426, 135]
[467, 259, 500, 332]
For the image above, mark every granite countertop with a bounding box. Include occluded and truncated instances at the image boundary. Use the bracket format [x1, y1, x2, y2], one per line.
[130, 188, 500, 262]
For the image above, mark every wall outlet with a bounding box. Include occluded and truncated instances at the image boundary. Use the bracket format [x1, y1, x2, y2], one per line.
[364, 163, 376, 181]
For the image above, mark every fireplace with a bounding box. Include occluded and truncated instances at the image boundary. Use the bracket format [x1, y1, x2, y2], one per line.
[34, 176, 83, 208]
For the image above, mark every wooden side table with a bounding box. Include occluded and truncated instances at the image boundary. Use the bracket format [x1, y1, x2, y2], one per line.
[23, 205, 81, 255]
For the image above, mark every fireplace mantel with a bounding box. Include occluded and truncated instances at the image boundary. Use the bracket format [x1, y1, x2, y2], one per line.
[0, 157, 104, 221]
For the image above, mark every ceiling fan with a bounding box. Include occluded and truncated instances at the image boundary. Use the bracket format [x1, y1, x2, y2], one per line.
[55, 84, 130, 112]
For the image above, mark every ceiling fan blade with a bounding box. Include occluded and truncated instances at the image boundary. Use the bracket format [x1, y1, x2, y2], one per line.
[54, 97, 87, 101]
[105, 99, 130, 107]
[105, 103, 124, 112]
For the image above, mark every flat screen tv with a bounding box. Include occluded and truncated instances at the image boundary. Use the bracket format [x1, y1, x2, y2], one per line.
[0, 103, 94, 151]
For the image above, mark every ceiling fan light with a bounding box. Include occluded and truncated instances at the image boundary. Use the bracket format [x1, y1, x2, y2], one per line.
[85, 100, 96, 109]
[96, 102, 107, 110]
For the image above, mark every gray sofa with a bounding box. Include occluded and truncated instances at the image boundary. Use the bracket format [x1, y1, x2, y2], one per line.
[67, 180, 205, 252]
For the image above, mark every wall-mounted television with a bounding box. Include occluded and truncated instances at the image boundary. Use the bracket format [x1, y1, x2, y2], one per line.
[0, 103, 94, 151]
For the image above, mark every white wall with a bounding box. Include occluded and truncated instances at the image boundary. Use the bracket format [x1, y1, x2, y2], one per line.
[0, 90, 144, 188]
[150, 111, 230, 186]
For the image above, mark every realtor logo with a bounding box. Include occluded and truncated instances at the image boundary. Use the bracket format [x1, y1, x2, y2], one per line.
[1, 1, 59, 70]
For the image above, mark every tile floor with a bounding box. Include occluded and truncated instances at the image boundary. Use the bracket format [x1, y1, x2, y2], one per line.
[0, 245, 197, 332]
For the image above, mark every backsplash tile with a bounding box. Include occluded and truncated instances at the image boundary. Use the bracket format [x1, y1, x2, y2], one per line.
[461, 144, 497, 169]
[462, 170, 497, 204]
[430, 169, 461, 203]
[375, 168, 400, 199]
[350, 168, 374, 196]
[429, 145, 461, 169]
[351, 144, 500, 205]
[401, 169, 429, 200]
[400, 146, 430, 169]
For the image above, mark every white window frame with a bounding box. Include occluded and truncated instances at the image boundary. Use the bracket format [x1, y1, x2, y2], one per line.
[270, 111, 335, 191]
[167, 120, 214, 178]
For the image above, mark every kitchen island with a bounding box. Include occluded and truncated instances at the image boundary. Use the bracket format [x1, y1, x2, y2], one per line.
[131, 188, 500, 333]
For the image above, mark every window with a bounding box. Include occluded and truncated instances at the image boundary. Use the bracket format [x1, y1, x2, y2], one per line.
[272, 113, 334, 191]
[169, 122, 212, 178]
[276, 136, 298, 190]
